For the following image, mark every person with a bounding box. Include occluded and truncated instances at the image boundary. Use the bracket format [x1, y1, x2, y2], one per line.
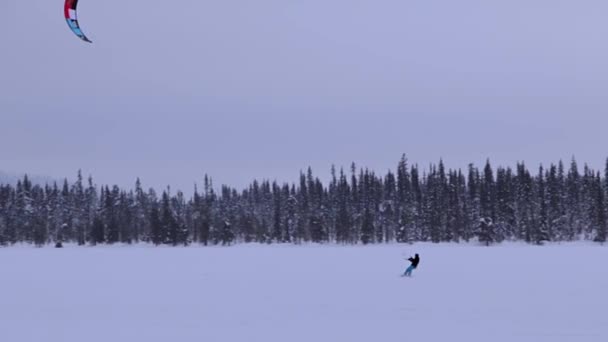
[403, 253, 420, 277]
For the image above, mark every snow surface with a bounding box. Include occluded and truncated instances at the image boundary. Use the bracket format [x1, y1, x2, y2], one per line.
[1, 243, 607, 342]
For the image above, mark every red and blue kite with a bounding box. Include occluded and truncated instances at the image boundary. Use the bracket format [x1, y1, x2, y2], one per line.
[64, 0, 92, 43]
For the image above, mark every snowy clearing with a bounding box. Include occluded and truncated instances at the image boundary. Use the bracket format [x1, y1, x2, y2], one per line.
[1, 243, 607, 342]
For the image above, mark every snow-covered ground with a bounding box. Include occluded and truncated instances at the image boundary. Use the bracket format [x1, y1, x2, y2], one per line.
[1, 243, 607, 342]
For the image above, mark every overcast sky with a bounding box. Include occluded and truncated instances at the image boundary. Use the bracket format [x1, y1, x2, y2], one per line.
[1, 0, 607, 192]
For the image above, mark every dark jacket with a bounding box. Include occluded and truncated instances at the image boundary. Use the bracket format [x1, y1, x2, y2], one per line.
[408, 254, 420, 268]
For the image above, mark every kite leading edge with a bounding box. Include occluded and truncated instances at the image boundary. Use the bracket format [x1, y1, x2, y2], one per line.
[64, 0, 92, 43]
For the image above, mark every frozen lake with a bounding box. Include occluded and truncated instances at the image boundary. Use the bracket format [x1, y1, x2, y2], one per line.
[1, 243, 607, 342]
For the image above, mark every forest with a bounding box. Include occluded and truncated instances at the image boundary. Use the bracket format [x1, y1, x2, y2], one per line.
[1, 156, 606, 246]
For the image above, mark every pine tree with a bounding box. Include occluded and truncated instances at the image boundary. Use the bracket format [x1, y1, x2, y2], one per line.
[31, 185, 47, 247]
[282, 184, 293, 242]
[91, 215, 105, 245]
[494, 167, 513, 242]
[46, 183, 60, 245]
[410, 165, 423, 241]
[476, 161, 497, 245]
[272, 182, 283, 242]
[150, 205, 162, 245]
[104, 186, 120, 244]
[533, 166, 550, 245]
[565, 158, 582, 240]
[161, 190, 177, 245]
[14, 177, 34, 243]
[84, 176, 98, 244]
[91, 187, 106, 245]
[295, 173, 309, 243]
[396, 156, 413, 243]
[515, 163, 533, 242]
[593, 173, 606, 242]
[552, 161, 569, 240]
[57, 179, 72, 243]
[467, 164, 481, 242]
[360, 206, 373, 245]
[71, 170, 86, 245]
[199, 175, 213, 245]
[133, 178, 148, 243]
[335, 169, 351, 243]
[480, 160, 496, 224]
[0, 185, 10, 245]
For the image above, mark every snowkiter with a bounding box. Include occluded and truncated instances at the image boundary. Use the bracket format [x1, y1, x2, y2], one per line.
[403, 253, 420, 277]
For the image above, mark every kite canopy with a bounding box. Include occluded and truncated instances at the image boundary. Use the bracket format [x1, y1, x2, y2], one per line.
[64, 0, 92, 43]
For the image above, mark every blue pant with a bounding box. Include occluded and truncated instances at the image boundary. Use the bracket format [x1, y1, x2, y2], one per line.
[404, 265, 415, 276]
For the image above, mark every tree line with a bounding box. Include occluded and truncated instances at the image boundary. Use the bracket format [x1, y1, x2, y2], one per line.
[0, 156, 606, 247]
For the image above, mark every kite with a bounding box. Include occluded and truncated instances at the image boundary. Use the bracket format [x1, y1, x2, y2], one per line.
[64, 0, 92, 43]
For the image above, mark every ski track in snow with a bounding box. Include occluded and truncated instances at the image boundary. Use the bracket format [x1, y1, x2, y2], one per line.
[1, 243, 607, 342]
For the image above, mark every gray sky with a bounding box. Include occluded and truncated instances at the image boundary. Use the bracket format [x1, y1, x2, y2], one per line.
[1, 0, 607, 192]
